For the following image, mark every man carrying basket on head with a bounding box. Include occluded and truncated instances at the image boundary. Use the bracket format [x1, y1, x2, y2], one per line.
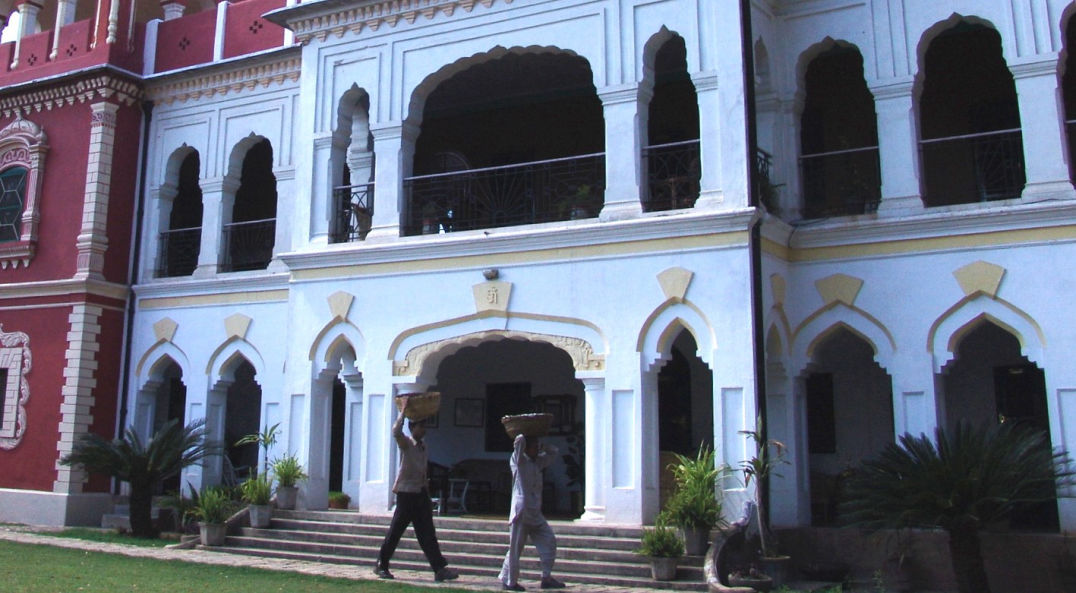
[375, 393, 459, 583]
[498, 414, 566, 591]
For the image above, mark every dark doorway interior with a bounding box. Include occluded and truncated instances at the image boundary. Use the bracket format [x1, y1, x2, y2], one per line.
[329, 378, 346, 492]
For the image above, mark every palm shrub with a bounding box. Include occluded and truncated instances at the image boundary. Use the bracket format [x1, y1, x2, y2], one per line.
[271, 453, 308, 487]
[190, 486, 235, 524]
[663, 445, 726, 531]
[841, 420, 1074, 593]
[637, 521, 685, 558]
[60, 419, 216, 538]
[239, 474, 273, 506]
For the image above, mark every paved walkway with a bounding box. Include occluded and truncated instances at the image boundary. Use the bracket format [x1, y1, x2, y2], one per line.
[0, 524, 655, 593]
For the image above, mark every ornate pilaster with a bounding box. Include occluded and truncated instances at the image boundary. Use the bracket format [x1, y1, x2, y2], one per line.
[53, 303, 103, 494]
[75, 103, 119, 280]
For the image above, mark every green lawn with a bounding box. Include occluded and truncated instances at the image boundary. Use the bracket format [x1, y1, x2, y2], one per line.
[0, 540, 470, 593]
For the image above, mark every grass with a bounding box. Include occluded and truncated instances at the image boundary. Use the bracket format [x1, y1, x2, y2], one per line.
[0, 540, 471, 593]
[34, 527, 176, 548]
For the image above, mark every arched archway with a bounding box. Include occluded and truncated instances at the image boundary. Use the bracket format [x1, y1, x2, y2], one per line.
[420, 338, 585, 518]
[643, 30, 700, 212]
[801, 327, 893, 526]
[157, 147, 202, 277]
[940, 320, 1056, 530]
[223, 137, 276, 272]
[331, 86, 374, 243]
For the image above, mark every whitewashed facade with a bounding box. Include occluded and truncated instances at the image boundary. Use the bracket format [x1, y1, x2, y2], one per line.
[128, 0, 1076, 532]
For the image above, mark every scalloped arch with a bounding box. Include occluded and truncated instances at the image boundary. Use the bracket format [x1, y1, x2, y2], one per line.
[206, 337, 265, 383]
[791, 305, 895, 376]
[928, 295, 1044, 373]
[638, 299, 716, 372]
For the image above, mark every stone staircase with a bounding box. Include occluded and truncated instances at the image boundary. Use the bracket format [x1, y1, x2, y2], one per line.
[205, 510, 708, 591]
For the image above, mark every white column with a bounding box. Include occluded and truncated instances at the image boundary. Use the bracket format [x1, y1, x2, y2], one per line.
[890, 359, 940, 440]
[1012, 59, 1076, 201]
[194, 177, 237, 277]
[692, 73, 725, 208]
[871, 80, 924, 213]
[213, 0, 227, 61]
[366, 122, 418, 241]
[598, 85, 644, 220]
[579, 376, 606, 522]
[11, 1, 41, 69]
[49, 0, 76, 59]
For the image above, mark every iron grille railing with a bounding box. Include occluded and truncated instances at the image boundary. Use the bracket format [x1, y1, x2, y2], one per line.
[403, 153, 605, 236]
[799, 145, 881, 219]
[156, 226, 201, 277]
[221, 218, 275, 272]
[643, 139, 700, 212]
[331, 182, 374, 243]
[920, 128, 1025, 206]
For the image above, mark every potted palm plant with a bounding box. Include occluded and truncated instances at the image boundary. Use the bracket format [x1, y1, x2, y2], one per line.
[842, 420, 1074, 593]
[239, 474, 273, 528]
[271, 453, 307, 510]
[663, 445, 726, 555]
[328, 491, 351, 509]
[191, 486, 234, 546]
[636, 521, 684, 581]
[740, 420, 790, 586]
[60, 418, 217, 539]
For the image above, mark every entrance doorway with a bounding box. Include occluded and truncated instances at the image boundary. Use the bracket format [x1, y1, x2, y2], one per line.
[656, 330, 714, 509]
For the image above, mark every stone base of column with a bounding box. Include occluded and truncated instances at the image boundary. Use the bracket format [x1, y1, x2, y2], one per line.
[578, 506, 606, 522]
[363, 225, 401, 242]
[599, 200, 642, 221]
[193, 265, 220, 278]
[1021, 180, 1076, 202]
[876, 194, 923, 214]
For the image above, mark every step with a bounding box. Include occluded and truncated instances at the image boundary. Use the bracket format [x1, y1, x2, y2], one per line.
[203, 509, 708, 591]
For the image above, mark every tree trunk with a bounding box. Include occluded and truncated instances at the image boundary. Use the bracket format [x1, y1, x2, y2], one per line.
[128, 478, 157, 539]
[947, 525, 990, 593]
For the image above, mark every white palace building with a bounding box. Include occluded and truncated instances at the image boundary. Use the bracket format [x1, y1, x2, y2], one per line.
[110, 0, 1076, 536]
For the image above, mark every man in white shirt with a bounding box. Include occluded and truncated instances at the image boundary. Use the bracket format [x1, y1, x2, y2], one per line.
[498, 433, 566, 591]
[375, 413, 459, 582]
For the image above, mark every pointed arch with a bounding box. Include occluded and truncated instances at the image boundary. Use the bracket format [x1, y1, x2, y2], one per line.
[206, 337, 265, 384]
[310, 318, 366, 377]
[135, 340, 191, 388]
[791, 305, 895, 376]
[928, 294, 1045, 373]
[226, 133, 272, 180]
[914, 13, 1009, 100]
[638, 299, 716, 372]
[794, 37, 867, 108]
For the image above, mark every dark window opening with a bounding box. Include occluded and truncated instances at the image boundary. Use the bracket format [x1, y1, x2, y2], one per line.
[645, 35, 700, 212]
[158, 152, 203, 277]
[0, 167, 28, 243]
[919, 22, 1025, 206]
[800, 45, 880, 218]
[806, 372, 836, 454]
[224, 139, 276, 272]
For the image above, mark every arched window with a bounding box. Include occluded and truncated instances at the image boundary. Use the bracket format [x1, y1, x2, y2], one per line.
[919, 22, 1025, 206]
[644, 34, 700, 213]
[1062, 16, 1076, 184]
[799, 45, 880, 218]
[223, 138, 276, 272]
[157, 151, 203, 277]
[0, 166, 27, 242]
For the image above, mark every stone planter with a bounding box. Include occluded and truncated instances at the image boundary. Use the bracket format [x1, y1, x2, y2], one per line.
[649, 557, 678, 581]
[276, 485, 298, 510]
[248, 504, 271, 528]
[758, 555, 791, 588]
[681, 526, 710, 556]
[199, 522, 226, 546]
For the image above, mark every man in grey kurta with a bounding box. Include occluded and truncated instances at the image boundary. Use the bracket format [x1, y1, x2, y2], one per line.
[498, 433, 565, 590]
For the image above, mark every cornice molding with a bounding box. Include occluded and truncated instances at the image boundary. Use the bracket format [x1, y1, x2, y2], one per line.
[265, 0, 513, 45]
[146, 54, 302, 106]
[0, 74, 142, 119]
[0, 277, 129, 303]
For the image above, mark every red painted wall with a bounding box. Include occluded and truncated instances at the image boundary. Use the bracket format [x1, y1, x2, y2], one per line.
[101, 102, 142, 283]
[83, 298, 125, 493]
[0, 104, 91, 284]
[223, 0, 286, 59]
[0, 301, 74, 490]
[156, 10, 216, 73]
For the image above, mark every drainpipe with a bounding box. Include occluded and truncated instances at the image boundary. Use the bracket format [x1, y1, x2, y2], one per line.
[116, 100, 153, 444]
[739, 0, 769, 515]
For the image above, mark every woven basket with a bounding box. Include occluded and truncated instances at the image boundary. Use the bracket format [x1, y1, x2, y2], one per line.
[501, 413, 554, 438]
[395, 392, 441, 421]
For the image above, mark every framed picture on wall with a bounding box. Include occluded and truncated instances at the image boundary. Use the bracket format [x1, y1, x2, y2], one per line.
[454, 398, 484, 427]
[425, 411, 439, 428]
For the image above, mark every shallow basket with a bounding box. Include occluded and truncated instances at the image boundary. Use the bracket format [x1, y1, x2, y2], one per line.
[396, 392, 441, 421]
[501, 413, 554, 438]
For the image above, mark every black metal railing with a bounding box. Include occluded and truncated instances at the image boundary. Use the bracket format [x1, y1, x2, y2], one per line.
[799, 145, 881, 219]
[156, 227, 201, 277]
[221, 218, 275, 272]
[330, 182, 374, 243]
[643, 139, 700, 212]
[920, 128, 1025, 206]
[403, 153, 605, 236]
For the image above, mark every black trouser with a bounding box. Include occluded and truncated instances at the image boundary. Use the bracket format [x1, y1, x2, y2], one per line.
[377, 489, 447, 572]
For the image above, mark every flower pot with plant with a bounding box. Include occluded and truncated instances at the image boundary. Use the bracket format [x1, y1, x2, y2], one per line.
[739, 419, 790, 585]
[662, 445, 727, 556]
[271, 453, 307, 510]
[636, 521, 684, 581]
[239, 475, 273, 528]
[191, 486, 235, 546]
[328, 491, 351, 509]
